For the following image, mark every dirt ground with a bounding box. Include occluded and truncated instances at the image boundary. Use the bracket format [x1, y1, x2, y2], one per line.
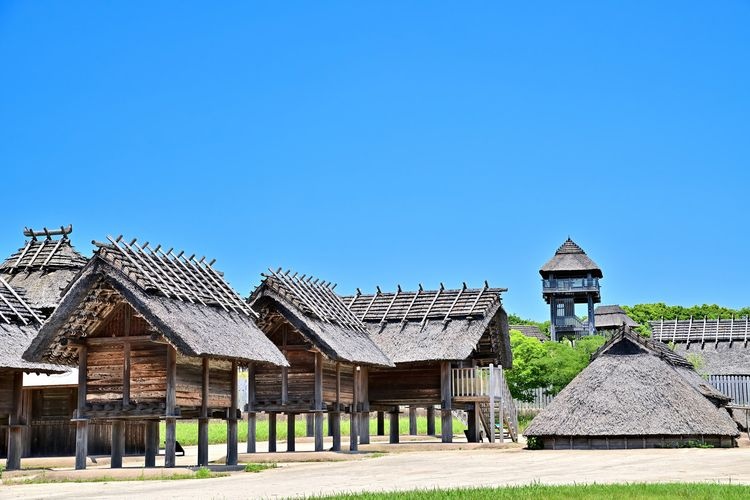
[3, 441, 750, 499]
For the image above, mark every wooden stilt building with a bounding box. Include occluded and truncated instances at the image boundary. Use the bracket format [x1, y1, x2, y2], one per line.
[248, 269, 393, 453]
[24, 236, 287, 469]
[345, 283, 515, 444]
[0, 280, 65, 470]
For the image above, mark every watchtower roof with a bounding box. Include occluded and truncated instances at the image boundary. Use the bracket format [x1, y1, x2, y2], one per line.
[539, 238, 602, 278]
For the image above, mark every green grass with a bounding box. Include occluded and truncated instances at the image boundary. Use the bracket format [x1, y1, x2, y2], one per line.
[314, 483, 750, 499]
[160, 415, 466, 446]
[5, 469, 228, 485]
[244, 463, 277, 473]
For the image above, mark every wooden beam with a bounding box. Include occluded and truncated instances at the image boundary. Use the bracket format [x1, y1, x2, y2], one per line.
[247, 363, 256, 453]
[111, 420, 125, 468]
[389, 406, 399, 444]
[287, 413, 296, 452]
[426, 406, 436, 435]
[144, 420, 158, 467]
[6, 371, 24, 471]
[268, 412, 277, 453]
[331, 411, 341, 451]
[314, 352, 324, 452]
[350, 367, 359, 451]
[226, 360, 238, 465]
[440, 361, 453, 443]
[75, 345, 89, 470]
[409, 406, 417, 435]
[198, 357, 210, 467]
[165, 345, 177, 468]
[359, 366, 370, 445]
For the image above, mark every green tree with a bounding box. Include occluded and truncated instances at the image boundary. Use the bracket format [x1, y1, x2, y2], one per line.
[505, 329, 547, 401]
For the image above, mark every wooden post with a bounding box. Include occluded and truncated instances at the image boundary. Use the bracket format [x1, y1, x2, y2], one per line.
[377, 411, 385, 436]
[305, 414, 314, 438]
[409, 406, 418, 435]
[75, 345, 89, 470]
[226, 360, 238, 465]
[122, 308, 131, 406]
[6, 371, 24, 471]
[268, 412, 277, 452]
[198, 357, 209, 466]
[247, 363, 256, 453]
[440, 361, 453, 443]
[165, 345, 177, 468]
[467, 407, 477, 442]
[426, 406, 436, 435]
[332, 362, 341, 451]
[111, 420, 125, 468]
[350, 366, 359, 451]
[389, 406, 399, 444]
[287, 413, 296, 452]
[144, 420, 158, 467]
[314, 352, 324, 452]
[359, 366, 370, 444]
[588, 293, 595, 335]
[488, 363, 495, 443]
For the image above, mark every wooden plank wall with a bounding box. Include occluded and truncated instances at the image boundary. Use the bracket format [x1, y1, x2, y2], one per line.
[175, 355, 232, 409]
[322, 359, 354, 405]
[369, 364, 441, 405]
[0, 371, 15, 414]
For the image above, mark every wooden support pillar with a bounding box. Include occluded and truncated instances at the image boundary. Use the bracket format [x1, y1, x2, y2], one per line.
[6, 371, 24, 471]
[377, 411, 385, 435]
[287, 414, 296, 452]
[440, 361, 453, 443]
[198, 357, 210, 467]
[110, 420, 125, 468]
[268, 412, 277, 452]
[359, 366, 370, 445]
[314, 352, 324, 452]
[330, 411, 341, 451]
[409, 406, 418, 435]
[144, 420, 158, 467]
[247, 363, 256, 453]
[305, 414, 314, 438]
[350, 366, 359, 451]
[328, 412, 334, 436]
[588, 293, 595, 335]
[467, 405, 482, 442]
[389, 406, 399, 444]
[75, 345, 89, 470]
[165, 345, 177, 468]
[226, 360, 239, 466]
[426, 406, 436, 436]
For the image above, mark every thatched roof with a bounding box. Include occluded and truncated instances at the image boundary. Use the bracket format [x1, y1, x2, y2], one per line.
[594, 305, 639, 329]
[24, 236, 288, 367]
[525, 327, 738, 438]
[343, 284, 512, 366]
[510, 324, 547, 341]
[539, 238, 602, 278]
[250, 270, 393, 367]
[674, 342, 750, 376]
[1, 225, 87, 312]
[0, 278, 65, 373]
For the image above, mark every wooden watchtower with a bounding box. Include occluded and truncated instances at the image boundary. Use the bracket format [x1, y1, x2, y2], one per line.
[249, 269, 393, 453]
[0, 280, 64, 470]
[540, 238, 602, 341]
[25, 236, 287, 469]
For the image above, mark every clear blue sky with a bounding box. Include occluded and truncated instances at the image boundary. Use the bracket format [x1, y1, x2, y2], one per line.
[2, 2, 748, 321]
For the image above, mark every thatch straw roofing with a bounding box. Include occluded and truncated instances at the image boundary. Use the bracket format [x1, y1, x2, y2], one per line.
[525, 327, 738, 438]
[510, 324, 547, 341]
[250, 270, 393, 367]
[539, 238, 602, 278]
[343, 284, 512, 366]
[674, 342, 750, 376]
[24, 237, 288, 367]
[594, 305, 639, 329]
[0, 278, 65, 373]
[1, 225, 87, 312]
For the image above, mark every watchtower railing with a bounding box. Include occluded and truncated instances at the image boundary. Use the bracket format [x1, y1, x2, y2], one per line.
[451, 365, 518, 442]
[554, 315, 587, 330]
[542, 278, 600, 293]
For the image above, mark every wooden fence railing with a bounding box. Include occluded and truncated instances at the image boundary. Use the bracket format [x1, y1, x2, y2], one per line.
[708, 375, 750, 406]
[514, 387, 555, 411]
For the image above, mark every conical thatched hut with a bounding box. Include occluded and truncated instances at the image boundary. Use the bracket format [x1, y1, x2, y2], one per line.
[524, 326, 739, 449]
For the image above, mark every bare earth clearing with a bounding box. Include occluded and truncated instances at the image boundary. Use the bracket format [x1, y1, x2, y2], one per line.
[3, 443, 750, 499]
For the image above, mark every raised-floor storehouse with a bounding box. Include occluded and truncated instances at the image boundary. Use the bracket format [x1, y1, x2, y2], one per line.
[248, 270, 393, 452]
[25, 236, 287, 469]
